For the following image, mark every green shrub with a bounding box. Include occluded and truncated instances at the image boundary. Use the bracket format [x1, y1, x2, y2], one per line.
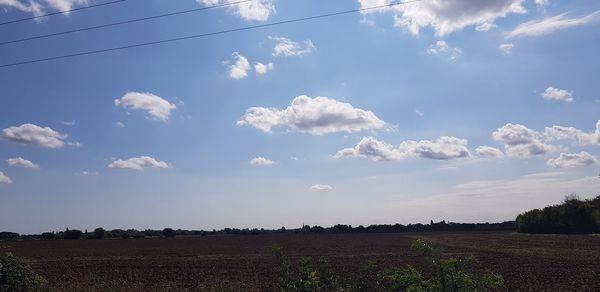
[411, 239, 504, 292]
[273, 246, 339, 292]
[0, 253, 48, 292]
[274, 240, 504, 292]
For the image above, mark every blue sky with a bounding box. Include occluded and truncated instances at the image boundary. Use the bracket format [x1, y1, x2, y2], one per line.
[1, 0, 600, 234]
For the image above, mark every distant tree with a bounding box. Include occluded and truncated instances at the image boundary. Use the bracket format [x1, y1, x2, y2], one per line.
[162, 228, 176, 238]
[93, 228, 106, 239]
[517, 195, 600, 234]
[62, 229, 83, 240]
[41, 232, 54, 240]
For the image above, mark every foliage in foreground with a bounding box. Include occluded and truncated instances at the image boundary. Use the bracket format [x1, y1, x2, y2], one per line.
[273, 239, 504, 292]
[0, 253, 48, 292]
[516, 195, 600, 234]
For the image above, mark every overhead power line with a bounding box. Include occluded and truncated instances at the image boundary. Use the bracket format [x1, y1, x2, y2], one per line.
[0, 0, 421, 69]
[0, 0, 253, 46]
[0, 0, 127, 26]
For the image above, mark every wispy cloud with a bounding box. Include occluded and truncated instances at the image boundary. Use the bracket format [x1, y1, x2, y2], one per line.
[506, 11, 600, 38]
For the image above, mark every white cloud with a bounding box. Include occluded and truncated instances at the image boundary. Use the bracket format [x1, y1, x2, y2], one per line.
[250, 156, 276, 166]
[270, 36, 315, 57]
[506, 11, 600, 38]
[492, 123, 556, 157]
[358, 0, 526, 36]
[108, 156, 171, 171]
[114, 92, 176, 122]
[0, 0, 43, 17]
[81, 170, 99, 176]
[227, 52, 251, 79]
[427, 40, 449, 54]
[6, 157, 39, 169]
[414, 109, 424, 117]
[427, 40, 461, 60]
[44, 0, 88, 13]
[61, 120, 76, 126]
[0, 0, 90, 19]
[547, 152, 597, 168]
[499, 43, 514, 55]
[541, 86, 574, 102]
[198, 0, 275, 21]
[310, 184, 333, 192]
[535, 0, 548, 7]
[237, 95, 387, 135]
[475, 22, 497, 31]
[115, 121, 125, 128]
[2, 123, 68, 148]
[333, 136, 471, 161]
[475, 146, 504, 158]
[0, 171, 12, 184]
[254, 62, 274, 75]
[544, 120, 600, 146]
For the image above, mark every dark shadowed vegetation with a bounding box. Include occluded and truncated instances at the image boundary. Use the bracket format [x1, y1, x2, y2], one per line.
[273, 239, 504, 292]
[516, 195, 600, 234]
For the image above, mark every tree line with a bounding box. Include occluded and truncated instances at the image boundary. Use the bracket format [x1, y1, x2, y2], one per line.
[516, 195, 600, 234]
[1, 221, 516, 241]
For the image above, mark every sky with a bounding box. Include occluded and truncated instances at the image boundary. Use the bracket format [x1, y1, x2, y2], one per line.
[1, 0, 600, 234]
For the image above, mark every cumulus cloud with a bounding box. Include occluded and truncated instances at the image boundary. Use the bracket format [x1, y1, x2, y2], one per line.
[228, 52, 251, 79]
[333, 136, 470, 161]
[492, 123, 556, 157]
[544, 120, 600, 146]
[499, 43, 514, 55]
[254, 62, 274, 75]
[310, 184, 333, 192]
[108, 156, 171, 171]
[358, 0, 526, 36]
[197, 0, 274, 21]
[237, 95, 387, 135]
[114, 92, 176, 122]
[270, 36, 315, 57]
[506, 11, 600, 38]
[6, 157, 39, 169]
[0, 171, 12, 184]
[475, 146, 504, 158]
[547, 152, 597, 168]
[541, 86, 574, 102]
[427, 40, 461, 60]
[250, 156, 276, 166]
[2, 123, 69, 148]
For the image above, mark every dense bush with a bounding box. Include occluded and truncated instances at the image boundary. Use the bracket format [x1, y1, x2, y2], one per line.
[92, 228, 106, 239]
[40, 233, 54, 241]
[0, 253, 48, 292]
[516, 195, 600, 234]
[273, 247, 338, 291]
[273, 239, 504, 292]
[61, 229, 82, 240]
[162, 228, 176, 238]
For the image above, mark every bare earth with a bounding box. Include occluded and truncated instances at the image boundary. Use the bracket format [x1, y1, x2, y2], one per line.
[2, 231, 599, 291]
